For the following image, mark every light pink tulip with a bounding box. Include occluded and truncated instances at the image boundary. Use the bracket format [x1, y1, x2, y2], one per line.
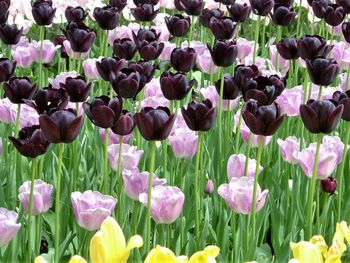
[141, 95, 170, 108]
[218, 177, 269, 215]
[181, 41, 207, 55]
[99, 128, 132, 145]
[269, 45, 290, 75]
[71, 190, 117, 231]
[277, 136, 300, 164]
[170, 113, 188, 134]
[82, 57, 102, 79]
[144, 78, 163, 98]
[63, 40, 90, 59]
[19, 104, 39, 128]
[242, 56, 265, 71]
[340, 73, 350, 91]
[0, 98, 15, 123]
[122, 168, 167, 200]
[160, 0, 176, 9]
[139, 185, 185, 224]
[12, 36, 29, 49]
[29, 40, 60, 64]
[153, 25, 170, 42]
[309, 84, 342, 100]
[330, 41, 350, 69]
[200, 86, 240, 111]
[275, 86, 304, 116]
[48, 71, 78, 89]
[108, 143, 144, 171]
[322, 136, 346, 165]
[18, 179, 53, 216]
[197, 50, 219, 74]
[12, 46, 34, 68]
[227, 154, 263, 179]
[160, 41, 176, 61]
[0, 208, 21, 247]
[237, 38, 254, 60]
[168, 128, 198, 159]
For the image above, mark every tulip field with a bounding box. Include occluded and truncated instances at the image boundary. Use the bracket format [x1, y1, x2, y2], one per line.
[3, 0, 350, 262]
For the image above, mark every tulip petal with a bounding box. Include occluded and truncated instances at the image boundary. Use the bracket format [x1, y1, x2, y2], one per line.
[68, 255, 87, 263]
[39, 115, 61, 143]
[65, 115, 84, 143]
[325, 105, 343, 133]
[300, 105, 319, 133]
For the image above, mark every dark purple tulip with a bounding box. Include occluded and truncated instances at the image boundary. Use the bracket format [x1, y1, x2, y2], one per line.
[65, 6, 85, 23]
[170, 47, 197, 72]
[113, 38, 137, 60]
[9, 125, 50, 158]
[133, 28, 160, 43]
[233, 64, 261, 91]
[96, 57, 125, 81]
[276, 38, 299, 60]
[199, 8, 224, 27]
[165, 14, 191, 37]
[0, 58, 15, 82]
[53, 35, 69, 58]
[297, 35, 333, 60]
[332, 90, 350, 121]
[93, 5, 120, 30]
[134, 0, 159, 4]
[4, 77, 37, 104]
[131, 4, 159, 22]
[129, 60, 157, 88]
[336, 0, 350, 13]
[137, 39, 164, 61]
[342, 22, 350, 43]
[109, 0, 127, 11]
[214, 0, 234, 4]
[215, 74, 240, 100]
[271, 5, 297, 26]
[321, 176, 337, 195]
[312, 0, 330, 18]
[31, 0, 56, 26]
[228, 3, 251, 23]
[324, 4, 345, 26]
[181, 99, 218, 131]
[241, 75, 286, 105]
[83, 96, 122, 128]
[24, 87, 69, 114]
[306, 56, 339, 86]
[275, 0, 293, 6]
[209, 17, 236, 40]
[179, 0, 205, 16]
[135, 106, 175, 141]
[0, 1, 9, 25]
[207, 40, 237, 67]
[111, 110, 135, 135]
[160, 71, 195, 100]
[300, 99, 343, 133]
[242, 99, 285, 136]
[0, 24, 22, 45]
[110, 68, 141, 98]
[249, 0, 274, 16]
[60, 76, 92, 103]
[65, 22, 96, 53]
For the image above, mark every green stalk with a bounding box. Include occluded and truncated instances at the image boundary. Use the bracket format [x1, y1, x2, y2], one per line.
[55, 143, 65, 263]
[194, 132, 202, 247]
[244, 132, 253, 177]
[146, 141, 156, 253]
[235, 106, 243, 152]
[188, 18, 193, 48]
[252, 15, 261, 64]
[167, 224, 171, 248]
[346, 64, 350, 91]
[260, 18, 267, 57]
[306, 134, 323, 239]
[35, 215, 42, 256]
[104, 128, 109, 194]
[38, 26, 45, 88]
[117, 135, 123, 222]
[218, 67, 224, 169]
[163, 141, 168, 179]
[296, 0, 303, 37]
[317, 86, 323, 100]
[275, 26, 282, 71]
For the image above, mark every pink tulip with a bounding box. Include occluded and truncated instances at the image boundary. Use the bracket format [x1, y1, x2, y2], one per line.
[242, 56, 265, 71]
[71, 190, 117, 231]
[205, 179, 214, 194]
[29, 40, 60, 64]
[277, 136, 300, 164]
[144, 78, 163, 98]
[309, 84, 342, 100]
[330, 41, 350, 69]
[160, 0, 176, 9]
[18, 179, 53, 216]
[12, 46, 34, 68]
[48, 71, 78, 89]
[200, 86, 240, 111]
[340, 73, 350, 91]
[269, 45, 290, 75]
[83, 57, 102, 80]
[322, 136, 346, 164]
[275, 86, 304, 116]
[0, 98, 15, 124]
[139, 185, 185, 224]
[0, 208, 21, 247]
[99, 128, 132, 145]
[168, 128, 198, 159]
[160, 41, 176, 61]
[181, 41, 207, 55]
[237, 38, 254, 60]
[122, 168, 167, 200]
[141, 96, 170, 109]
[19, 104, 39, 128]
[170, 113, 189, 134]
[12, 36, 29, 49]
[218, 177, 269, 215]
[239, 119, 272, 147]
[197, 50, 219, 74]
[63, 40, 90, 59]
[153, 25, 170, 42]
[227, 154, 263, 179]
[108, 143, 144, 171]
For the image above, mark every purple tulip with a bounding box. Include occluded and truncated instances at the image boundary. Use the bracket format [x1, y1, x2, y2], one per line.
[83, 58, 102, 79]
[108, 143, 144, 171]
[28, 40, 59, 64]
[0, 208, 21, 247]
[205, 179, 214, 194]
[227, 154, 263, 179]
[277, 136, 301, 164]
[168, 128, 198, 159]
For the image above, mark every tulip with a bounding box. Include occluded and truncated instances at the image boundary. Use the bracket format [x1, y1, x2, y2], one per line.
[321, 135, 346, 164]
[31, 0, 56, 26]
[65, 22, 96, 53]
[129, 60, 157, 88]
[9, 125, 50, 158]
[39, 109, 84, 143]
[110, 68, 142, 98]
[4, 77, 37, 104]
[53, 35, 68, 59]
[99, 128, 132, 145]
[170, 47, 197, 72]
[179, 0, 205, 16]
[227, 153, 263, 179]
[199, 8, 224, 27]
[113, 38, 137, 60]
[0, 24, 22, 45]
[290, 240, 324, 262]
[131, 4, 159, 22]
[65, 6, 85, 23]
[60, 76, 92, 103]
[306, 56, 339, 86]
[49, 71, 78, 89]
[90, 216, 143, 263]
[0, 208, 21, 247]
[165, 14, 191, 37]
[136, 38, 164, 61]
[159, 41, 176, 60]
[29, 40, 60, 64]
[218, 177, 269, 214]
[68, 256, 86, 263]
[300, 99, 343, 133]
[83, 96, 122, 128]
[0, 58, 15, 82]
[275, 85, 304, 116]
[250, 0, 274, 16]
[0, 1, 9, 25]
[122, 168, 167, 200]
[160, 71, 194, 100]
[297, 35, 333, 60]
[324, 4, 345, 26]
[82, 58, 102, 79]
[342, 22, 350, 43]
[110, 0, 127, 10]
[332, 90, 350, 121]
[321, 176, 337, 194]
[96, 57, 125, 81]
[271, 6, 297, 26]
[71, 190, 117, 231]
[208, 40, 237, 67]
[108, 143, 144, 171]
[276, 38, 299, 60]
[311, 0, 329, 18]
[277, 136, 300, 164]
[205, 179, 214, 194]
[139, 185, 185, 224]
[168, 127, 198, 158]
[228, 3, 251, 22]
[337, 0, 350, 13]
[93, 5, 120, 30]
[215, 73, 240, 100]
[233, 64, 261, 91]
[209, 17, 236, 40]
[12, 46, 34, 68]
[111, 110, 135, 136]
[18, 179, 53, 215]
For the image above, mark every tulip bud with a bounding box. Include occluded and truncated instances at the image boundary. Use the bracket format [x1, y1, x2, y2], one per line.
[131, 4, 159, 22]
[165, 14, 191, 37]
[110, 68, 142, 98]
[233, 64, 261, 91]
[250, 0, 274, 16]
[276, 38, 299, 60]
[170, 47, 197, 72]
[93, 5, 120, 30]
[337, 0, 350, 13]
[342, 22, 350, 43]
[96, 57, 125, 81]
[311, 0, 329, 18]
[0, 1, 9, 25]
[228, 3, 251, 23]
[297, 35, 333, 60]
[209, 17, 236, 40]
[179, 0, 205, 16]
[306, 56, 339, 86]
[320, 176, 337, 195]
[0, 208, 21, 247]
[65, 22, 96, 53]
[3, 77, 37, 104]
[113, 38, 137, 60]
[0, 24, 23, 45]
[60, 76, 92, 103]
[271, 6, 297, 26]
[31, 0, 56, 26]
[109, 0, 127, 10]
[129, 60, 157, 88]
[111, 110, 135, 136]
[160, 71, 194, 100]
[205, 179, 214, 194]
[208, 40, 238, 67]
[65, 6, 85, 23]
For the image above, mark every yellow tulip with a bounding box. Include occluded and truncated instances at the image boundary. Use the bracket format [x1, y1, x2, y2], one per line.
[69, 255, 87, 263]
[338, 221, 350, 244]
[90, 216, 143, 263]
[188, 246, 220, 263]
[144, 245, 188, 263]
[290, 241, 324, 263]
[34, 256, 48, 263]
[324, 227, 346, 263]
[310, 236, 328, 258]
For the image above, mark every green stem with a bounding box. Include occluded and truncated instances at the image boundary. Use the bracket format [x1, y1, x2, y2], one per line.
[346, 65, 350, 91]
[55, 143, 65, 263]
[253, 16, 261, 64]
[235, 106, 243, 152]
[146, 141, 156, 253]
[317, 86, 323, 101]
[163, 141, 167, 179]
[194, 132, 202, 247]
[11, 104, 21, 209]
[104, 128, 109, 194]
[296, 0, 303, 37]
[167, 224, 171, 248]
[188, 18, 193, 48]
[244, 132, 253, 177]
[35, 215, 42, 256]
[39, 26, 45, 88]
[275, 26, 282, 71]
[218, 67, 224, 169]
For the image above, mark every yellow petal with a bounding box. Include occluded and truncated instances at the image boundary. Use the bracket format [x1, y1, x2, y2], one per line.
[144, 245, 188, 263]
[338, 221, 350, 244]
[34, 256, 48, 263]
[309, 236, 328, 258]
[288, 260, 301, 263]
[325, 228, 346, 263]
[188, 246, 220, 263]
[119, 235, 144, 263]
[69, 255, 87, 263]
[290, 241, 324, 263]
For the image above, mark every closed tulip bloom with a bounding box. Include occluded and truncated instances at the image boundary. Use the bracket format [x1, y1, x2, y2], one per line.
[242, 99, 285, 136]
[165, 14, 191, 37]
[135, 106, 175, 141]
[205, 179, 214, 194]
[170, 47, 197, 72]
[65, 22, 96, 53]
[65, 6, 85, 23]
[0, 1, 9, 25]
[0, 208, 21, 247]
[271, 5, 297, 26]
[276, 38, 299, 60]
[179, 0, 205, 16]
[332, 90, 350, 121]
[199, 8, 224, 27]
[209, 17, 236, 40]
[110, 0, 127, 10]
[111, 110, 135, 136]
[250, 0, 274, 16]
[234, 64, 261, 91]
[131, 4, 159, 22]
[110, 68, 142, 98]
[324, 4, 345, 26]
[306, 56, 339, 86]
[18, 179, 53, 215]
[122, 168, 167, 200]
[228, 3, 251, 23]
[168, 127, 198, 158]
[108, 143, 144, 171]
[160, 71, 194, 100]
[0, 24, 22, 45]
[297, 35, 333, 60]
[71, 190, 117, 231]
[93, 5, 120, 30]
[277, 136, 300, 164]
[113, 38, 137, 60]
[337, 0, 350, 13]
[137, 38, 164, 61]
[39, 109, 84, 143]
[31, 0, 56, 26]
[227, 153, 263, 179]
[208, 40, 237, 67]
[9, 125, 50, 158]
[300, 99, 343, 133]
[129, 61, 157, 88]
[96, 57, 125, 81]
[342, 22, 350, 43]
[182, 99, 217, 131]
[83, 96, 122, 128]
[311, 0, 329, 18]
[3, 77, 37, 104]
[215, 73, 240, 100]
[218, 177, 269, 214]
[60, 76, 92, 103]
[139, 185, 185, 224]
